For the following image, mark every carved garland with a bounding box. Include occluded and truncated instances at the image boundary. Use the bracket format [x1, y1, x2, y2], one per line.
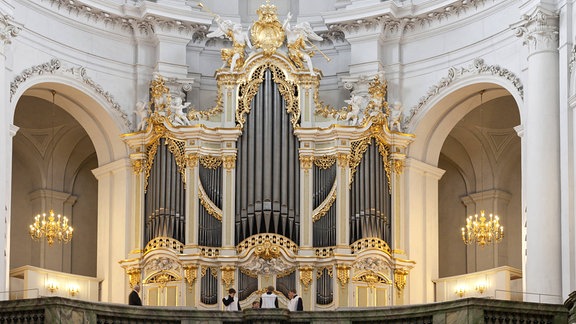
[312, 183, 337, 222]
[405, 58, 524, 128]
[198, 183, 223, 221]
[299, 266, 314, 290]
[236, 63, 299, 129]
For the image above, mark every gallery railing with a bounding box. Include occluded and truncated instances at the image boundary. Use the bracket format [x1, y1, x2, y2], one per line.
[0, 296, 569, 324]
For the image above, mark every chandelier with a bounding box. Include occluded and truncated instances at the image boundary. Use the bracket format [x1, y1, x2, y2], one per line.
[29, 209, 73, 246]
[28, 90, 74, 246]
[461, 210, 504, 247]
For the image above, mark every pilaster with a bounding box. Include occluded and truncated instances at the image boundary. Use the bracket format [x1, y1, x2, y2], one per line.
[401, 158, 445, 303]
[0, 12, 19, 298]
[513, 6, 562, 303]
[92, 158, 135, 303]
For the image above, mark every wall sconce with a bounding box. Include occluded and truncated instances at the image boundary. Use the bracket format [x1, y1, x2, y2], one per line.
[475, 282, 487, 294]
[455, 286, 466, 298]
[68, 285, 80, 297]
[47, 281, 58, 293]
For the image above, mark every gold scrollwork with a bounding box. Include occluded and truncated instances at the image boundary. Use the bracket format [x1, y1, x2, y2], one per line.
[316, 266, 333, 279]
[184, 265, 198, 289]
[299, 155, 314, 173]
[143, 236, 184, 255]
[187, 153, 199, 168]
[250, 1, 285, 56]
[314, 155, 336, 169]
[336, 265, 350, 287]
[237, 63, 299, 130]
[393, 159, 404, 174]
[200, 155, 222, 169]
[394, 268, 409, 294]
[299, 266, 314, 290]
[199, 183, 222, 221]
[222, 155, 236, 170]
[236, 234, 298, 256]
[126, 268, 141, 288]
[254, 237, 281, 260]
[312, 183, 336, 222]
[221, 266, 236, 289]
[132, 159, 144, 174]
[337, 153, 349, 168]
[147, 272, 179, 289]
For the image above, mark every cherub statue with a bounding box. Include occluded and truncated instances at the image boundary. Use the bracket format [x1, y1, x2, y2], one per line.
[170, 96, 191, 126]
[389, 101, 404, 131]
[283, 12, 323, 76]
[135, 101, 148, 131]
[207, 16, 252, 72]
[343, 94, 365, 126]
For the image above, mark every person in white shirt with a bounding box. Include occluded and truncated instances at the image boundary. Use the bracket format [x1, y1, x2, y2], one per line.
[222, 288, 241, 311]
[259, 286, 278, 308]
[288, 289, 303, 311]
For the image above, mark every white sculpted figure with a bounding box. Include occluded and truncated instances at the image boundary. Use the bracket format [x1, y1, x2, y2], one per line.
[344, 94, 366, 126]
[207, 16, 252, 72]
[135, 101, 148, 131]
[171, 96, 191, 126]
[389, 101, 404, 131]
[283, 12, 323, 76]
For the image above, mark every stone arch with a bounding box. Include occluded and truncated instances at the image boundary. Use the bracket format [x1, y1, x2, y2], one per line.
[10, 62, 129, 165]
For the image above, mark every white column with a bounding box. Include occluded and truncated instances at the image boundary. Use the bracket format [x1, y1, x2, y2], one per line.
[401, 158, 444, 303]
[514, 6, 562, 303]
[221, 153, 236, 249]
[0, 11, 20, 299]
[92, 158, 134, 303]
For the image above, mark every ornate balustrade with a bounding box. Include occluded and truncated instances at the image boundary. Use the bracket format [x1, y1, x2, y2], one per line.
[0, 296, 568, 324]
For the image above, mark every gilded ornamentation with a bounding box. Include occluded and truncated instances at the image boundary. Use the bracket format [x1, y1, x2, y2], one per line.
[336, 265, 350, 287]
[199, 183, 223, 221]
[352, 272, 390, 288]
[221, 266, 236, 288]
[206, 13, 252, 71]
[394, 268, 409, 294]
[299, 155, 314, 173]
[337, 153, 350, 167]
[222, 155, 236, 170]
[200, 155, 222, 169]
[299, 266, 314, 290]
[126, 268, 141, 288]
[200, 265, 218, 278]
[187, 153, 199, 168]
[237, 63, 299, 129]
[250, 0, 285, 56]
[236, 234, 298, 255]
[312, 183, 336, 222]
[200, 248, 220, 257]
[187, 82, 223, 121]
[314, 155, 336, 169]
[315, 248, 334, 257]
[184, 265, 198, 288]
[132, 159, 144, 174]
[254, 237, 281, 260]
[393, 159, 404, 174]
[143, 237, 184, 255]
[316, 267, 333, 279]
[147, 272, 177, 289]
[350, 237, 392, 255]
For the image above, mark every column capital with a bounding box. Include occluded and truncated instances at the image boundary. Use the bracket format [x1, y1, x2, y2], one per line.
[512, 7, 558, 54]
[0, 13, 20, 49]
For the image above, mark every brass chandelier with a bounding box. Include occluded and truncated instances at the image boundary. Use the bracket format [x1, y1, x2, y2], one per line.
[28, 90, 74, 246]
[461, 210, 503, 247]
[460, 90, 503, 247]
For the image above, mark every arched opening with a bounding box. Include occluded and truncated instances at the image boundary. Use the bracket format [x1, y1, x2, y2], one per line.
[11, 88, 98, 276]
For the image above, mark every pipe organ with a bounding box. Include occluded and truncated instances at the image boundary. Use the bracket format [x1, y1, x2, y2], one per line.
[121, 1, 416, 310]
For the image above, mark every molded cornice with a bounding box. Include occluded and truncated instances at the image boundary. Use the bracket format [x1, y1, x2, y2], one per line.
[324, 0, 489, 36]
[36, 0, 211, 39]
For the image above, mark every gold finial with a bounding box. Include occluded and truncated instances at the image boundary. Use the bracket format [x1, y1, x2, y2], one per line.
[251, 1, 284, 56]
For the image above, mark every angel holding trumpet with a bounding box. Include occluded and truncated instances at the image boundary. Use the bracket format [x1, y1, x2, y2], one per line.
[206, 12, 252, 72]
[283, 12, 325, 76]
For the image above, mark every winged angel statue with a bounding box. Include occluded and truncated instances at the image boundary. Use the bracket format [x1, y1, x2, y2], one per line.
[207, 16, 252, 72]
[283, 12, 323, 76]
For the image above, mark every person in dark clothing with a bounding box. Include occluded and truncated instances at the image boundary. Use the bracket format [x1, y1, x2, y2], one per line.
[129, 284, 142, 306]
[259, 286, 279, 308]
[222, 288, 241, 311]
[288, 288, 303, 311]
